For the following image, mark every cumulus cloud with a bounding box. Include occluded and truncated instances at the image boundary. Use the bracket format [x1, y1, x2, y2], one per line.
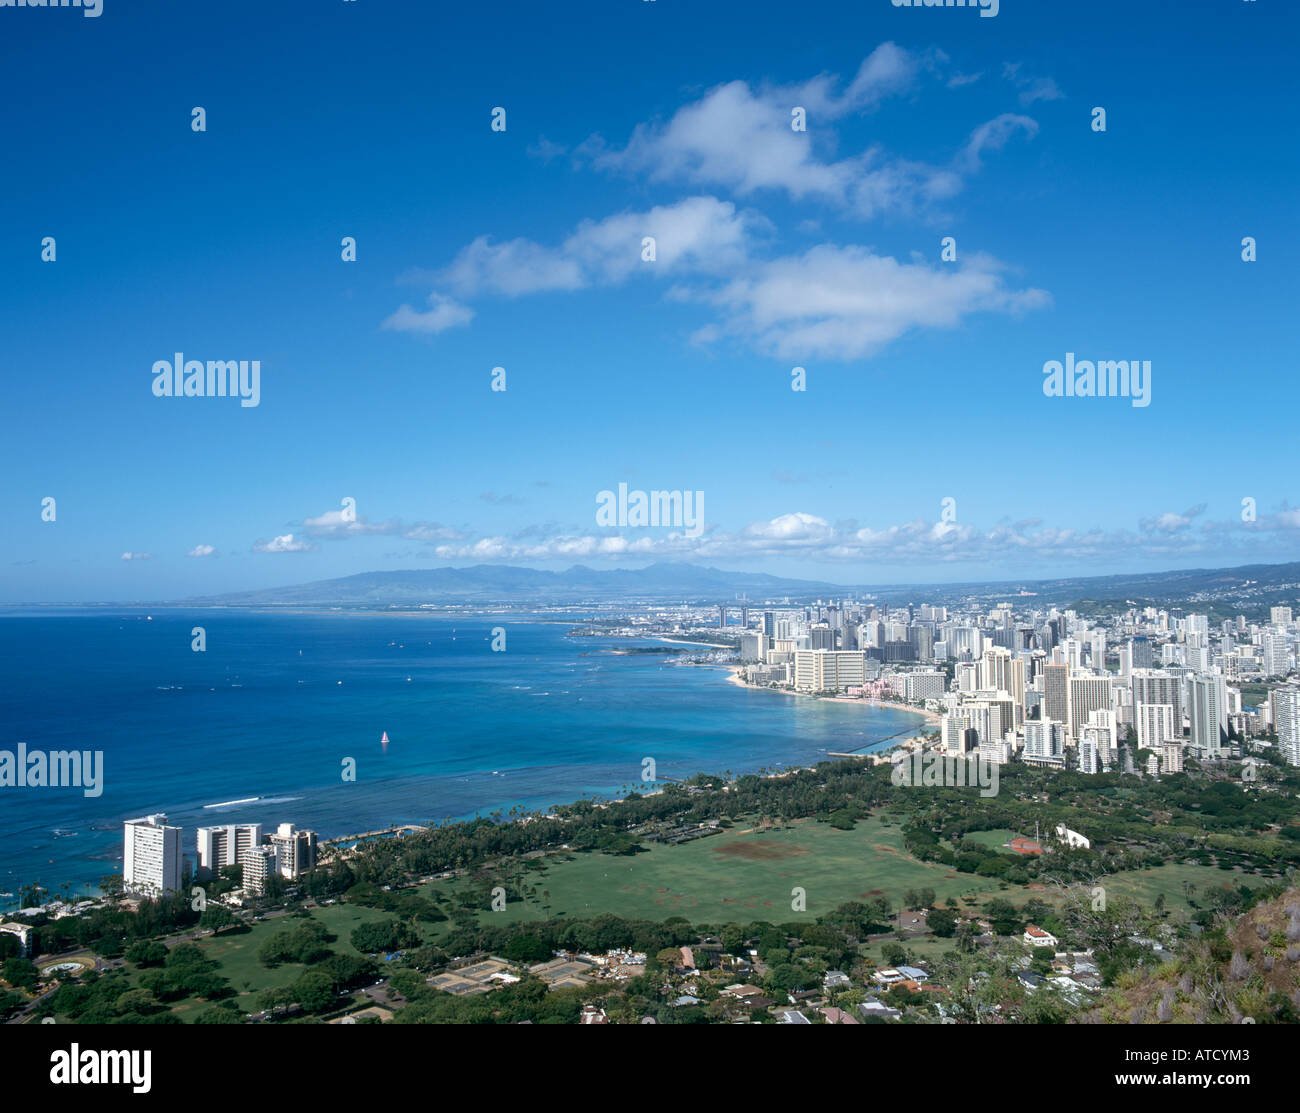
[409, 502, 1300, 568]
[381, 291, 474, 335]
[693, 244, 1050, 360]
[253, 534, 316, 553]
[589, 45, 1035, 219]
[431, 196, 761, 299]
[1140, 505, 1206, 534]
[187, 544, 217, 558]
[120, 552, 151, 561]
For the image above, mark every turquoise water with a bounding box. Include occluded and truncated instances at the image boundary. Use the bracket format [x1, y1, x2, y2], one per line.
[0, 610, 922, 905]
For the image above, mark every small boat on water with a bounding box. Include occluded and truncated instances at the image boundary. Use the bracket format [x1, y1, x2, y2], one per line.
[381, 731, 390, 752]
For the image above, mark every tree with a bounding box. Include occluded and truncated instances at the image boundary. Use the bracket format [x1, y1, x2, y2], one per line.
[125, 940, 168, 967]
[293, 969, 338, 1013]
[199, 906, 235, 934]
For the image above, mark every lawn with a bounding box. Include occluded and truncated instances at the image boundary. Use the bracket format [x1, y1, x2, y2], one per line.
[172, 903, 401, 1017]
[427, 815, 1013, 927]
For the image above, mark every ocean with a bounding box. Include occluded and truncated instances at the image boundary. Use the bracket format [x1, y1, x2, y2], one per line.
[0, 610, 923, 907]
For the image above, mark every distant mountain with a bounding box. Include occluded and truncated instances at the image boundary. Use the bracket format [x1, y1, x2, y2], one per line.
[183, 559, 1300, 615]
[184, 562, 848, 606]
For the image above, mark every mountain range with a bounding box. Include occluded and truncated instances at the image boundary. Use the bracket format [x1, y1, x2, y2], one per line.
[182, 560, 1300, 617]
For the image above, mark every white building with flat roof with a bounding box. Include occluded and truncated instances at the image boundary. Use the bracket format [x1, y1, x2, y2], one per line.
[196, 823, 262, 880]
[123, 814, 183, 897]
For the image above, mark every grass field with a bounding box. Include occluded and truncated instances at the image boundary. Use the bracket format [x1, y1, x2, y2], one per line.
[420, 816, 1272, 936]
[168, 903, 402, 1016]
[430, 816, 1012, 927]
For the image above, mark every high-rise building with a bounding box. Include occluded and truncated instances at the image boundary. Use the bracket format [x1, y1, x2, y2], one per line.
[1133, 669, 1185, 732]
[1262, 632, 1290, 677]
[268, 823, 318, 879]
[1068, 675, 1112, 742]
[792, 650, 867, 693]
[1136, 703, 1176, 749]
[1023, 720, 1066, 767]
[1271, 606, 1293, 627]
[763, 611, 775, 637]
[239, 844, 279, 896]
[902, 670, 946, 702]
[941, 712, 974, 755]
[123, 814, 183, 897]
[1188, 674, 1228, 757]
[196, 823, 262, 880]
[1276, 689, 1300, 767]
[1131, 636, 1153, 670]
[1043, 664, 1070, 728]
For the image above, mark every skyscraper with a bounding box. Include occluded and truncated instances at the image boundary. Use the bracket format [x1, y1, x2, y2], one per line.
[1276, 689, 1300, 767]
[123, 814, 183, 897]
[1043, 663, 1070, 728]
[1188, 674, 1228, 757]
[196, 823, 262, 880]
[1131, 636, 1154, 669]
[1068, 675, 1113, 742]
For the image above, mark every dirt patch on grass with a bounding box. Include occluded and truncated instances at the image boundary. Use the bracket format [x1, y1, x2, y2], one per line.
[715, 841, 810, 862]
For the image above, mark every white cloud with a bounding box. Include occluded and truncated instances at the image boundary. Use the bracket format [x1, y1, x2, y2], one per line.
[1002, 63, 1065, 107]
[416, 506, 1300, 567]
[381, 291, 474, 335]
[187, 544, 217, 558]
[253, 534, 316, 553]
[957, 113, 1038, 173]
[433, 196, 760, 299]
[120, 552, 151, 561]
[590, 46, 1034, 219]
[695, 244, 1049, 360]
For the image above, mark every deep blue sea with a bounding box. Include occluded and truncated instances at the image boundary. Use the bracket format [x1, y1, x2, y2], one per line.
[0, 610, 922, 907]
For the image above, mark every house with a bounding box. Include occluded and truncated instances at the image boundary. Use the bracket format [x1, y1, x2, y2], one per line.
[820, 1006, 859, 1025]
[895, 965, 929, 982]
[858, 998, 902, 1021]
[579, 1005, 608, 1024]
[871, 968, 907, 986]
[1017, 971, 1046, 991]
[823, 970, 851, 990]
[722, 983, 764, 999]
[777, 1009, 811, 1024]
[1023, 925, 1057, 947]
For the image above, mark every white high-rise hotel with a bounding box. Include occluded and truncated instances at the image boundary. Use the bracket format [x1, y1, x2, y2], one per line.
[196, 823, 262, 880]
[1276, 689, 1300, 767]
[123, 814, 183, 896]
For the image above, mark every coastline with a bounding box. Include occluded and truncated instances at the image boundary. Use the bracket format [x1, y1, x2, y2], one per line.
[723, 664, 940, 733]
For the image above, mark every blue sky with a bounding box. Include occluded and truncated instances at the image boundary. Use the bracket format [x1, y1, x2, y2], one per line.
[2, 0, 1297, 602]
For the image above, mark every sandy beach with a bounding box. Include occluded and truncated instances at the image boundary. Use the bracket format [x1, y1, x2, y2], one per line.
[723, 666, 941, 728]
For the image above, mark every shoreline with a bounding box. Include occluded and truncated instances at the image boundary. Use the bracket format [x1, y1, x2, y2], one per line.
[723, 664, 940, 737]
